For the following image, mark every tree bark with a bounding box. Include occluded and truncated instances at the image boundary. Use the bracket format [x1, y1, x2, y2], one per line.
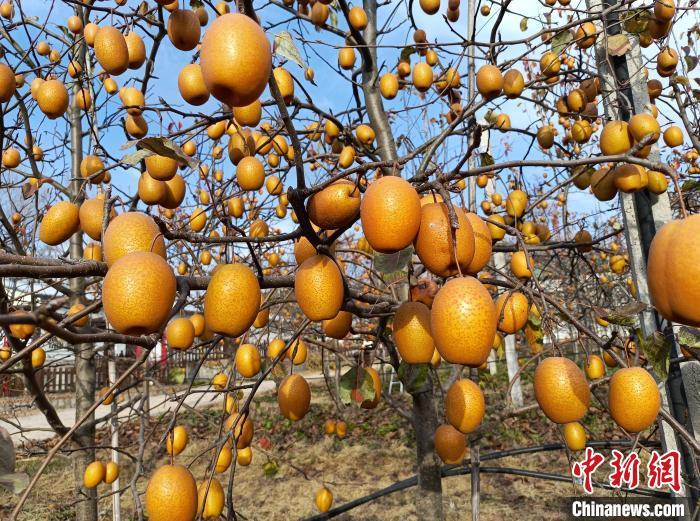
[69, 45, 97, 520]
[411, 385, 444, 521]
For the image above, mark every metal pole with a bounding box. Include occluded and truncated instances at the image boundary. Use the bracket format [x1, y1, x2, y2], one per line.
[108, 346, 120, 521]
[587, 0, 700, 506]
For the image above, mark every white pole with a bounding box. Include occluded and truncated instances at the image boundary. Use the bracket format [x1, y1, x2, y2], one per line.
[108, 347, 120, 521]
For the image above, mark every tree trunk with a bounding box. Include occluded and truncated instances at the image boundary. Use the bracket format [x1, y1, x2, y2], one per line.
[69, 61, 96, 520]
[411, 386, 443, 521]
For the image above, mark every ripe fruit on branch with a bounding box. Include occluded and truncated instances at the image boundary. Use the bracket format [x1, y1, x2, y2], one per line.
[145, 464, 198, 521]
[204, 263, 261, 337]
[278, 373, 311, 421]
[294, 254, 344, 321]
[534, 357, 590, 424]
[392, 301, 434, 364]
[445, 379, 485, 433]
[608, 367, 660, 432]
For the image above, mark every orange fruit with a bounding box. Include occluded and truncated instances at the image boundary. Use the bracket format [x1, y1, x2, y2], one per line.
[145, 465, 198, 521]
[414, 203, 475, 277]
[608, 367, 660, 432]
[277, 373, 311, 421]
[322, 310, 352, 339]
[392, 301, 434, 364]
[434, 424, 466, 463]
[235, 343, 261, 378]
[294, 254, 344, 321]
[166, 317, 195, 350]
[494, 291, 529, 334]
[103, 212, 166, 267]
[307, 180, 361, 230]
[534, 357, 590, 424]
[204, 263, 261, 336]
[39, 201, 80, 246]
[360, 176, 421, 253]
[445, 379, 485, 433]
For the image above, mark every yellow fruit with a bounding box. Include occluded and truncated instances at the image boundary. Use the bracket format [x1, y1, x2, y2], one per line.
[360, 176, 421, 254]
[663, 125, 683, 147]
[431, 277, 497, 366]
[613, 163, 648, 193]
[237, 446, 253, 466]
[0, 63, 16, 103]
[608, 367, 660, 432]
[348, 6, 368, 30]
[647, 215, 700, 326]
[79, 198, 114, 240]
[495, 291, 529, 334]
[215, 444, 232, 473]
[464, 212, 492, 274]
[324, 419, 336, 435]
[204, 263, 261, 336]
[125, 31, 146, 69]
[233, 100, 262, 127]
[80, 155, 106, 184]
[412, 62, 433, 91]
[120, 86, 144, 115]
[84, 22, 99, 46]
[83, 461, 106, 489]
[322, 310, 352, 339]
[287, 338, 308, 365]
[629, 112, 660, 143]
[338, 47, 356, 70]
[510, 250, 533, 279]
[103, 252, 176, 335]
[575, 22, 597, 48]
[68, 303, 89, 327]
[476, 64, 503, 99]
[166, 317, 195, 350]
[584, 354, 605, 379]
[563, 422, 586, 451]
[235, 343, 261, 378]
[224, 413, 254, 448]
[236, 156, 265, 190]
[445, 379, 485, 433]
[600, 120, 633, 156]
[83, 243, 102, 261]
[200, 13, 271, 107]
[392, 301, 434, 364]
[307, 180, 361, 230]
[380, 72, 399, 99]
[178, 63, 210, 106]
[505, 189, 528, 217]
[103, 212, 166, 267]
[39, 201, 80, 246]
[355, 124, 375, 145]
[104, 462, 120, 484]
[197, 479, 224, 520]
[335, 420, 347, 438]
[160, 175, 186, 209]
[189, 207, 207, 232]
[315, 487, 333, 513]
[138, 173, 166, 205]
[647, 170, 668, 194]
[31, 347, 45, 368]
[590, 166, 617, 201]
[94, 26, 129, 75]
[503, 69, 524, 98]
[167, 9, 200, 51]
[166, 425, 188, 456]
[414, 204, 475, 277]
[145, 154, 178, 181]
[434, 424, 466, 463]
[295, 254, 344, 321]
[145, 465, 198, 521]
[534, 357, 590, 424]
[36, 79, 69, 119]
[654, 0, 675, 21]
[278, 373, 311, 421]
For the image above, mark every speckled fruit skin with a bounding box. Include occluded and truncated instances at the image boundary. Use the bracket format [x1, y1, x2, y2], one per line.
[430, 277, 497, 366]
[414, 203, 475, 277]
[322, 310, 352, 339]
[533, 357, 590, 424]
[39, 201, 80, 245]
[103, 212, 166, 267]
[648, 214, 700, 327]
[178, 63, 210, 106]
[145, 464, 198, 521]
[445, 379, 485, 434]
[102, 252, 176, 335]
[494, 291, 529, 334]
[476, 64, 504, 99]
[165, 317, 195, 350]
[464, 212, 492, 274]
[307, 180, 361, 230]
[435, 424, 466, 463]
[94, 26, 129, 76]
[360, 176, 421, 254]
[199, 13, 272, 107]
[608, 367, 660, 433]
[278, 373, 311, 421]
[204, 263, 261, 337]
[36, 79, 69, 119]
[294, 254, 344, 321]
[79, 198, 114, 241]
[235, 343, 261, 378]
[392, 301, 434, 364]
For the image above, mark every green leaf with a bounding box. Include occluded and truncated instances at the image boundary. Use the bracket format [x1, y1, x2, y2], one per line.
[638, 331, 672, 380]
[373, 246, 413, 274]
[678, 326, 700, 349]
[397, 362, 430, 394]
[480, 152, 494, 167]
[551, 30, 573, 54]
[400, 46, 415, 62]
[685, 56, 698, 72]
[520, 17, 528, 32]
[593, 302, 646, 327]
[607, 34, 631, 56]
[273, 31, 307, 69]
[339, 366, 375, 405]
[622, 9, 651, 34]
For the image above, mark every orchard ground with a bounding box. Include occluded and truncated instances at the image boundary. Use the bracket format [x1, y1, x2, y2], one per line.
[0, 362, 644, 521]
